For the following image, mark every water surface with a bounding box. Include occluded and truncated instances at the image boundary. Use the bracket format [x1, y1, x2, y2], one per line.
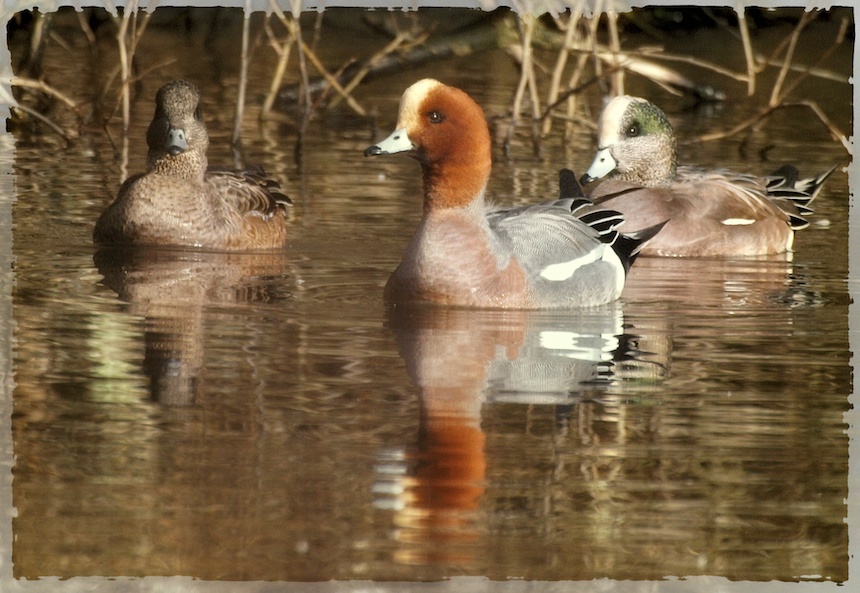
[5, 6, 853, 586]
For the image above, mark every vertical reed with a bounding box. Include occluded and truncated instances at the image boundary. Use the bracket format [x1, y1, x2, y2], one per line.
[232, 0, 252, 150]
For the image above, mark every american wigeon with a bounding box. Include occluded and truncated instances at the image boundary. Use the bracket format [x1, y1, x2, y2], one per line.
[580, 95, 834, 257]
[93, 80, 291, 250]
[364, 79, 662, 309]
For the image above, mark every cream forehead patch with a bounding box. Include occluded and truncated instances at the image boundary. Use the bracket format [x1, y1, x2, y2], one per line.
[396, 78, 442, 130]
[597, 95, 637, 147]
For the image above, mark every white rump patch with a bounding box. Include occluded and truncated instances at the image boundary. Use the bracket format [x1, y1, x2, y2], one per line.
[721, 218, 756, 226]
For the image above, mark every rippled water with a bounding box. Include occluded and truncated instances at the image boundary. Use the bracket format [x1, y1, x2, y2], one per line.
[3, 6, 854, 589]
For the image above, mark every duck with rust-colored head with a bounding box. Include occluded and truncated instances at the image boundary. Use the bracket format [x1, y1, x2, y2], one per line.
[365, 79, 662, 309]
[94, 80, 291, 251]
[580, 95, 834, 257]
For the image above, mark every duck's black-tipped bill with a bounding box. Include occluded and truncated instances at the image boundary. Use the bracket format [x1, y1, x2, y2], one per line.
[579, 172, 597, 186]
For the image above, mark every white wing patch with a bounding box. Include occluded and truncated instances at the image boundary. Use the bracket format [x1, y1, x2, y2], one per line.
[539, 331, 620, 362]
[721, 218, 756, 226]
[540, 249, 602, 281]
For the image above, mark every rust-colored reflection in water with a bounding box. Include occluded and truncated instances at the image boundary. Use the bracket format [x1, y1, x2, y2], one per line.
[7, 5, 852, 585]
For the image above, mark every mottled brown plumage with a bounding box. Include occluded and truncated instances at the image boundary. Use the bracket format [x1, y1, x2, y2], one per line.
[94, 80, 291, 250]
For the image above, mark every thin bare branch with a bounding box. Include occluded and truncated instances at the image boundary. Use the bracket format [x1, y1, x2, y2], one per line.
[12, 104, 74, 141]
[687, 105, 775, 144]
[330, 32, 414, 109]
[784, 100, 846, 145]
[601, 48, 746, 85]
[10, 76, 78, 109]
[687, 100, 847, 156]
[769, 10, 816, 106]
[301, 41, 366, 117]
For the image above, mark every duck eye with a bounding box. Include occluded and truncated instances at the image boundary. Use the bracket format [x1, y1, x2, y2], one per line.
[626, 122, 640, 138]
[427, 111, 445, 124]
[194, 106, 203, 121]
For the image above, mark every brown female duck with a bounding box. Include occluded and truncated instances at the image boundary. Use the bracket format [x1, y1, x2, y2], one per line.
[94, 80, 290, 250]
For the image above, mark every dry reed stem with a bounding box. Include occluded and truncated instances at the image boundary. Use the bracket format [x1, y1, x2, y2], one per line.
[786, 100, 847, 145]
[755, 11, 805, 75]
[310, 58, 356, 109]
[686, 11, 847, 154]
[114, 6, 132, 132]
[751, 54, 847, 84]
[11, 104, 73, 141]
[10, 76, 78, 109]
[108, 0, 154, 181]
[542, 16, 575, 137]
[287, 0, 312, 151]
[232, 0, 252, 148]
[110, 0, 154, 130]
[301, 41, 366, 116]
[263, 2, 297, 119]
[735, 7, 755, 95]
[76, 9, 97, 45]
[769, 10, 815, 107]
[328, 32, 413, 109]
[564, 8, 602, 140]
[767, 27, 844, 106]
[507, 12, 537, 151]
[28, 12, 49, 62]
[269, 0, 312, 140]
[605, 9, 624, 95]
[692, 100, 845, 153]
[615, 48, 747, 83]
[542, 4, 586, 137]
[309, 11, 324, 51]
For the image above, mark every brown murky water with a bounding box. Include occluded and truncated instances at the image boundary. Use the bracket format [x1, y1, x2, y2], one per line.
[4, 6, 853, 587]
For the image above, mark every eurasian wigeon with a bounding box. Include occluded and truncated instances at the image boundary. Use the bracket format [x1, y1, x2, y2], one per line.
[580, 95, 834, 257]
[364, 79, 661, 309]
[94, 80, 291, 250]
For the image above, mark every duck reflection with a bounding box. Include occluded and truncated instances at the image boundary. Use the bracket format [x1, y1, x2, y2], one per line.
[375, 305, 667, 567]
[621, 251, 825, 309]
[94, 246, 291, 406]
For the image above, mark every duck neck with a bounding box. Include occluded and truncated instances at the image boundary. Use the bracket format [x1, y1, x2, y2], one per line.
[421, 157, 491, 214]
[621, 145, 677, 186]
[148, 151, 208, 182]
[651, 135, 678, 184]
